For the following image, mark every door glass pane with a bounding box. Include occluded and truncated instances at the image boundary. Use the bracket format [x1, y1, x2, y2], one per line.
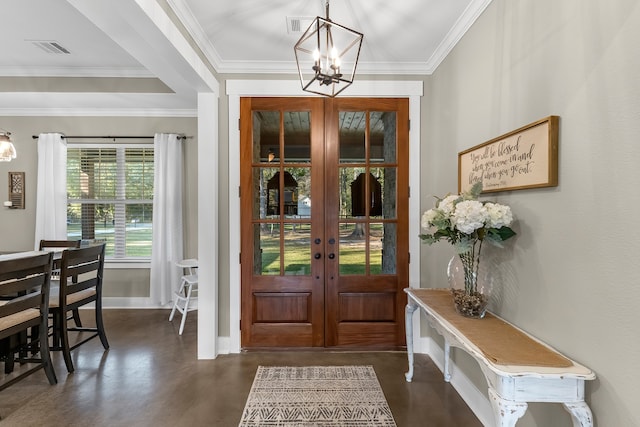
[284, 167, 311, 219]
[253, 111, 280, 163]
[284, 111, 311, 163]
[370, 223, 396, 274]
[253, 167, 278, 219]
[284, 222, 311, 275]
[339, 111, 366, 163]
[339, 167, 366, 218]
[339, 222, 366, 275]
[370, 167, 397, 219]
[255, 223, 280, 275]
[370, 111, 396, 163]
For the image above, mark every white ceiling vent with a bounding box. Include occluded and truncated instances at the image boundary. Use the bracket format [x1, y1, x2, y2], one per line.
[286, 17, 315, 34]
[30, 40, 71, 54]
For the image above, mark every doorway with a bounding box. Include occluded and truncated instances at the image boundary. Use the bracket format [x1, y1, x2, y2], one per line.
[240, 97, 409, 348]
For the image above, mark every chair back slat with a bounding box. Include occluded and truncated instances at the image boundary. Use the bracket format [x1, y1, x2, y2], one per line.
[66, 259, 101, 277]
[67, 277, 99, 294]
[0, 293, 43, 317]
[39, 240, 81, 250]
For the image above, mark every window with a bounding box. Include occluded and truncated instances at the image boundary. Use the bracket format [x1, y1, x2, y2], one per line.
[67, 145, 154, 260]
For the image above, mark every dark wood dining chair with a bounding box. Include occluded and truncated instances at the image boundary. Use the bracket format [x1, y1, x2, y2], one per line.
[39, 239, 83, 328]
[49, 243, 109, 373]
[0, 252, 57, 390]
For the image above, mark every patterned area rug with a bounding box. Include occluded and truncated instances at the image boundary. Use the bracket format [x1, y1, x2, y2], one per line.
[238, 365, 397, 426]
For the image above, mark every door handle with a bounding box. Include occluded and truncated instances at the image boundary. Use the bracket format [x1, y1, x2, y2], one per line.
[314, 253, 322, 259]
[328, 253, 335, 260]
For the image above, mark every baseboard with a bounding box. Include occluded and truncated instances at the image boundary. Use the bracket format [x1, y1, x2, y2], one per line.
[418, 337, 494, 426]
[101, 297, 166, 309]
[98, 297, 198, 310]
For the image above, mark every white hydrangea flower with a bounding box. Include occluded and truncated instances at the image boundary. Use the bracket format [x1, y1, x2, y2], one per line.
[421, 209, 438, 229]
[452, 200, 487, 234]
[438, 195, 460, 216]
[485, 203, 513, 228]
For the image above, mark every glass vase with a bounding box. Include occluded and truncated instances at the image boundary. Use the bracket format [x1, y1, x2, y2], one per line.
[447, 248, 494, 319]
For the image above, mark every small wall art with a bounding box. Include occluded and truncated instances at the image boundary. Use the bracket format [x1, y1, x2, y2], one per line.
[7, 171, 25, 209]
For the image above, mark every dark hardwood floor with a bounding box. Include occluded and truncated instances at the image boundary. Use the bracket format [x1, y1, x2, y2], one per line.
[0, 309, 482, 426]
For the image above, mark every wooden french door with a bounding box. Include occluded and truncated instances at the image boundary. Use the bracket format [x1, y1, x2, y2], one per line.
[240, 97, 409, 348]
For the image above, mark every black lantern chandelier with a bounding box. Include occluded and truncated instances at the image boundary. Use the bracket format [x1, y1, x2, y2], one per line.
[294, 0, 363, 97]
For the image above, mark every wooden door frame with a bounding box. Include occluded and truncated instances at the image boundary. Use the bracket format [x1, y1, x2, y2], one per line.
[227, 80, 423, 354]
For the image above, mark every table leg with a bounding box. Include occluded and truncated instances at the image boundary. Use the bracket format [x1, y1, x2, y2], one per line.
[444, 339, 452, 382]
[405, 302, 418, 382]
[563, 401, 594, 427]
[488, 388, 528, 427]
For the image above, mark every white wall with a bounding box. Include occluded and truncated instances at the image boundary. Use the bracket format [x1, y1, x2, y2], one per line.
[422, 0, 640, 426]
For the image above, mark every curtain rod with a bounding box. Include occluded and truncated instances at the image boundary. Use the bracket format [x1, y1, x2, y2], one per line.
[31, 135, 189, 140]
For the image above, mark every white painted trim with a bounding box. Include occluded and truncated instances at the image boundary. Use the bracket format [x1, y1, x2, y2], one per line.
[104, 262, 150, 269]
[0, 66, 153, 78]
[227, 93, 242, 353]
[101, 297, 164, 309]
[197, 92, 219, 359]
[0, 107, 197, 117]
[422, 336, 494, 426]
[424, 0, 494, 74]
[167, 0, 492, 77]
[227, 79, 423, 353]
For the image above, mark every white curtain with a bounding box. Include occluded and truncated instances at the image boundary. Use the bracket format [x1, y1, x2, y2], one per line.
[150, 133, 184, 306]
[34, 133, 67, 249]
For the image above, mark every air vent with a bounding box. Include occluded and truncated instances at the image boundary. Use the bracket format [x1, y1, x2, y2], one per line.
[30, 40, 71, 54]
[286, 17, 315, 34]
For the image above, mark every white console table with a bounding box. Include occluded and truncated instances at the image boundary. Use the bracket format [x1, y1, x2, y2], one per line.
[404, 288, 595, 427]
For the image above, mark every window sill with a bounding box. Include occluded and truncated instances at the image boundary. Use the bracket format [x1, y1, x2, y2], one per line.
[105, 259, 150, 269]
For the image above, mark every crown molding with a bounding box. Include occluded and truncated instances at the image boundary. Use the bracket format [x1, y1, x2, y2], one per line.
[424, 0, 493, 74]
[0, 66, 154, 78]
[0, 108, 197, 117]
[166, 0, 224, 72]
[167, 0, 492, 76]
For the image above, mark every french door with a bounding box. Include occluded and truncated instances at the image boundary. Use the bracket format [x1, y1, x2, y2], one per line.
[240, 97, 409, 348]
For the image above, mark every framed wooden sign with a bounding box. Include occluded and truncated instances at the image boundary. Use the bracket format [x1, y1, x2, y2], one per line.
[8, 171, 25, 209]
[458, 116, 559, 193]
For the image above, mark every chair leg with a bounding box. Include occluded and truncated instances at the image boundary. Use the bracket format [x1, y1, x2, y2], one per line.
[95, 301, 109, 350]
[169, 277, 187, 322]
[39, 322, 57, 385]
[72, 309, 83, 327]
[169, 298, 179, 322]
[178, 284, 193, 335]
[59, 311, 74, 373]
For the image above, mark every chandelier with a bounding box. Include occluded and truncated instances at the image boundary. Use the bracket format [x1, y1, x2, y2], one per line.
[294, 0, 363, 97]
[0, 131, 16, 162]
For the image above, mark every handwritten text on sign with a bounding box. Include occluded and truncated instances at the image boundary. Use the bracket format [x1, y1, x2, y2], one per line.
[458, 117, 558, 193]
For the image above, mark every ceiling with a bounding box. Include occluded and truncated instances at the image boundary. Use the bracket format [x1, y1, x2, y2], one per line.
[0, 0, 492, 114]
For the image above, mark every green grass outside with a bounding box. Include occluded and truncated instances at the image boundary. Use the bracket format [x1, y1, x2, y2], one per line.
[67, 223, 152, 257]
[258, 224, 384, 275]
